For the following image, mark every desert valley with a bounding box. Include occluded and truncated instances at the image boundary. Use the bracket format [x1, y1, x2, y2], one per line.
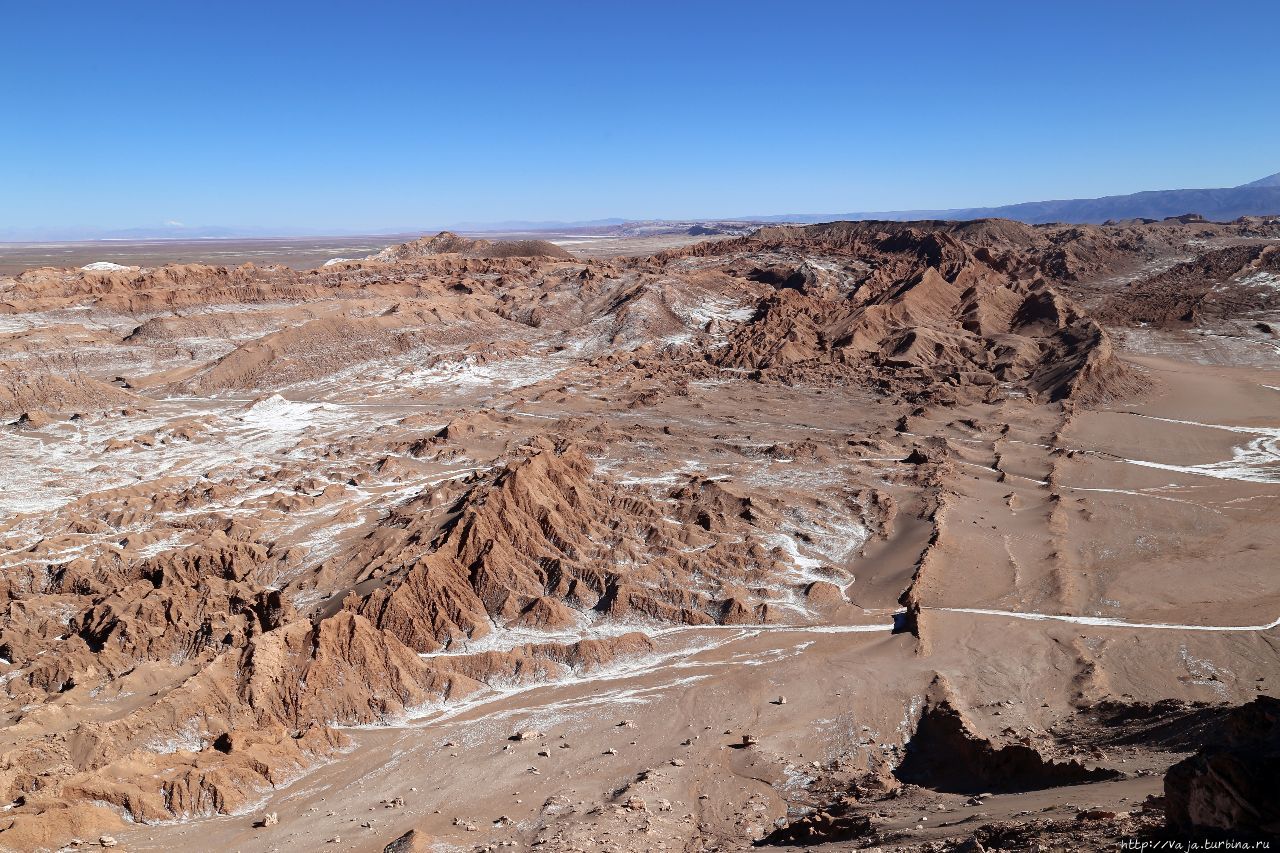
[0, 214, 1276, 852]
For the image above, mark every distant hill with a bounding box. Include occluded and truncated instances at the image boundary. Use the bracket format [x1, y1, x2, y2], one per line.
[366, 231, 575, 262]
[755, 172, 1280, 225]
[1241, 172, 1280, 188]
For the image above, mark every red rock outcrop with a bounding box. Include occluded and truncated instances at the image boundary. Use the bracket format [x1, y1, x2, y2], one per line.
[351, 437, 785, 651]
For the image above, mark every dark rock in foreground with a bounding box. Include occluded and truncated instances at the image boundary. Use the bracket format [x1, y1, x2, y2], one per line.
[896, 698, 1120, 794]
[1164, 696, 1280, 838]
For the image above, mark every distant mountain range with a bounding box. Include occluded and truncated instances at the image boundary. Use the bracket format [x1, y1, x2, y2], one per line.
[4, 173, 1278, 242]
[748, 172, 1280, 226]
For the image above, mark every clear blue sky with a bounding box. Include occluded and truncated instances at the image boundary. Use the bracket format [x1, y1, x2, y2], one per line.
[3, 0, 1278, 234]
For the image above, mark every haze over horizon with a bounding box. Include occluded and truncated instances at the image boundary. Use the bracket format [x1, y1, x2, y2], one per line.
[4, 0, 1279, 236]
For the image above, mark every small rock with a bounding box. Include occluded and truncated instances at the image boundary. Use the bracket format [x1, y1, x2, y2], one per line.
[952, 840, 986, 853]
[383, 830, 425, 853]
[256, 811, 279, 827]
[99, 839, 118, 850]
[625, 795, 647, 811]
[670, 758, 685, 767]
[604, 748, 617, 755]
[741, 734, 758, 747]
[774, 695, 787, 705]
[512, 729, 543, 741]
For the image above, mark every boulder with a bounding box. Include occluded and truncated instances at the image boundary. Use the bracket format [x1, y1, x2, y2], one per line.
[1164, 696, 1280, 837]
[383, 828, 430, 853]
[758, 810, 872, 846]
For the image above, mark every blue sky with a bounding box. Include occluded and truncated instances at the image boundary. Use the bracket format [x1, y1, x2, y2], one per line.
[3, 0, 1278, 234]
